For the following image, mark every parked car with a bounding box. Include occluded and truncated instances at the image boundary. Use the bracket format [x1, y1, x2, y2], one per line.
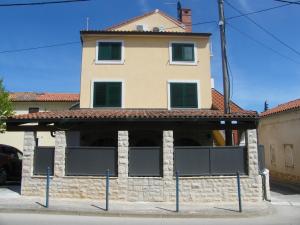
[0, 145, 22, 185]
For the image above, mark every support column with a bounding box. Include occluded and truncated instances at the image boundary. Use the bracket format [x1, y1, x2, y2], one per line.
[163, 130, 174, 201]
[247, 129, 259, 176]
[163, 130, 174, 179]
[118, 130, 129, 200]
[21, 131, 37, 195]
[54, 131, 67, 177]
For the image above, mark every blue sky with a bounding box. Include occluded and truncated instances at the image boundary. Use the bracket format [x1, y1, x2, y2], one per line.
[0, 0, 299, 112]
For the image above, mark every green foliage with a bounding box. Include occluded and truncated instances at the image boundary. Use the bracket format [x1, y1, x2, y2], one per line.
[0, 79, 13, 132]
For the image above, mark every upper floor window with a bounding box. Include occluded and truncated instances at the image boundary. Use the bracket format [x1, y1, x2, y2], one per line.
[169, 42, 197, 65]
[168, 81, 199, 109]
[93, 81, 123, 108]
[96, 40, 124, 64]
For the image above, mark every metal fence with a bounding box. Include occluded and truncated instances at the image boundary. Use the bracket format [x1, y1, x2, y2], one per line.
[174, 146, 248, 176]
[129, 147, 162, 177]
[65, 147, 117, 176]
[33, 147, 55, 175]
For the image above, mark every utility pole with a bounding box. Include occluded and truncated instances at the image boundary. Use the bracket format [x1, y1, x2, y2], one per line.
[218, 0, 232, 146]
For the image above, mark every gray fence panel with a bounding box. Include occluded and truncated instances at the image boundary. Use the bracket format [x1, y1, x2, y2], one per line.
[33, 147, 54, 175]
[210, 147, 247, 175]
[174, 147, 210, 176]
[258, 145, 265, 173]
[65, 147, 117, 176]
[129, 147, 162, 177]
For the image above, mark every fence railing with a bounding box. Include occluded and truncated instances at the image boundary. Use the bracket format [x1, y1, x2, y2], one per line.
[65, 146, 117, 176]
[174, 146, 248, 176]
[33, 147, 55, 176]
[129, 147, 162, 177]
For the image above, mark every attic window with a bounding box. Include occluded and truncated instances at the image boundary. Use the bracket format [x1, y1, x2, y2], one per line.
[96, 40, 124, 64]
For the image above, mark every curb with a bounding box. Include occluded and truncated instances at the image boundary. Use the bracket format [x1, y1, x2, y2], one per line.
[0, 204, 275, 219]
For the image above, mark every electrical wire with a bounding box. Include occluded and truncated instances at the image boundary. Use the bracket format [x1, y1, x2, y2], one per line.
[0, 0, 91, 7]
[227, 22, 300, 65]
[0, 41, 79, 54]
[224, 0, 300, 57]
[274, 0, 300, 4]
[0, 1, 297, 54]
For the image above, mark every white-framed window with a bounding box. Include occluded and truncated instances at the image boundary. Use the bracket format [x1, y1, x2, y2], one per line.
[169, 41, 197, 65]
[167, 80, 200, 110]
[95, 40, 124, 64]
[91, 80, 125, 108]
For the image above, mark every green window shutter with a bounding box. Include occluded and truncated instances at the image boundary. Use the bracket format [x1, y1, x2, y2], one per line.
[172, 43, 195, 62]
[170, 83, 198, 108]
[98, 42, 122, 61]
[93, 82, 122, 107]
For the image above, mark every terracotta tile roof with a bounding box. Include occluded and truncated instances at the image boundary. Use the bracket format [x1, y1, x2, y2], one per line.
[260, 99, 300, 117]
[7, 108, 258, 122]
[105, 9, 185, 31]
[211, 89, 245, 113]
[9, 92, 80, 102]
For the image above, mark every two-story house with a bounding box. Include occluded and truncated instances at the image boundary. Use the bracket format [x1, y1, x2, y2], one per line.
[6, 7, 265, 203]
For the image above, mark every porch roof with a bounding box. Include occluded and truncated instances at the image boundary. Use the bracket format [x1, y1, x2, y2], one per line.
[7, 108, 258, 123]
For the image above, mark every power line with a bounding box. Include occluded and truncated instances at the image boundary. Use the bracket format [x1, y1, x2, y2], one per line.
[227, 22, 300, 65]
[0, 0, 91, 7]
[0, 41, 79, 54]
[165, 2, 293, 30]
[274, 0, 300, 4]
[0, 1, 296, 54]
[224, 0, 300, 57]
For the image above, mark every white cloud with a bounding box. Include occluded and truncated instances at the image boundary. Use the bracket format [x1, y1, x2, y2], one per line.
[137, 0, 150, 13]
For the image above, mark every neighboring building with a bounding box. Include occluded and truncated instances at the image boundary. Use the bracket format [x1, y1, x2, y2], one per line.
[259, 99, 300, 185]
[6, 7, 265, 202]
[0, 92, 79, 151]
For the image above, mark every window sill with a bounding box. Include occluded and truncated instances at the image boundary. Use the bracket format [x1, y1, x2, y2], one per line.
[169, 61, 197, 66]
[173, 175, 249, 180]
[95, 60, 124, 65]
[63, 176, 118, 179]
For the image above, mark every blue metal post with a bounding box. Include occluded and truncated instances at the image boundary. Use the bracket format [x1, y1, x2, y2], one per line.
[237, 171, 242, 212]
[106, 169, 110, 211]
[176, 171, 179, 212]
[45, 167, 50, 208]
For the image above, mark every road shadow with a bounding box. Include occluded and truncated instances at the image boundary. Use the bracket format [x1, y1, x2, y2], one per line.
[0, 182, 21, 195]
[270, 181, 300, 195]
[91, 204, 106, 211]
[213, 207, 239, 213]
[35, 202, 47, 208]
[155, 207, 176, 213]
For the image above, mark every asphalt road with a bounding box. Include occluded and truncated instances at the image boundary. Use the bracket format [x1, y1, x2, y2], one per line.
[0, 205, 299, 225]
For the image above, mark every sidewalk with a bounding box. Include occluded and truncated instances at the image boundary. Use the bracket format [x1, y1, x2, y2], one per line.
[0, 194, 273, 218]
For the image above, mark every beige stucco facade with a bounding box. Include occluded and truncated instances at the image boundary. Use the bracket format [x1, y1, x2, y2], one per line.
[0, 102, 75, 151]
[109, 11, 185, 32]
[80, 12, 212, 109]
[258, 110, 300, 184]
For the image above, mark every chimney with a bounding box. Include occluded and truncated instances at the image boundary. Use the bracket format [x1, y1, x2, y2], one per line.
[179, 8, 192, 32]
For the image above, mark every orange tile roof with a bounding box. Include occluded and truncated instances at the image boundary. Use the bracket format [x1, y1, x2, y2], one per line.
[7, 108, 258, 122]
[260, 99, 300, 117]
[9, 92, 79, 102]
[211, 89, 245, 113]
[105, 9, 185, 32]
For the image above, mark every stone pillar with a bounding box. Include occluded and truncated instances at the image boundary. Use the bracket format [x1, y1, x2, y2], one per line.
[21, 131, 36, 195]
[118, 131, 129, 200]
[163, 130, 174, 178]
[54, 131, 67, 177]
[163, 130, 174, 201]
[247, 129, 259, 176]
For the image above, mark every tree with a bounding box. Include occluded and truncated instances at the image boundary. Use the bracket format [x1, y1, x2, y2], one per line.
[0, 79, 13, 133]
